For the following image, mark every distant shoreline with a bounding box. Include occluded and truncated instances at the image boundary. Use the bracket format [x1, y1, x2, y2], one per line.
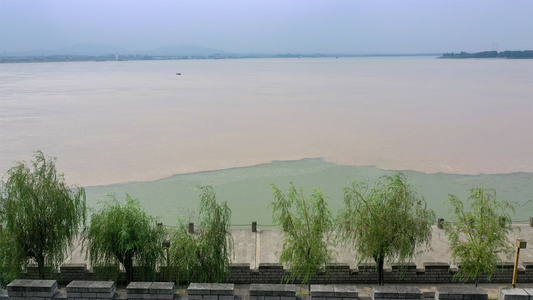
[4, 50, 533, 64]
[439, 50, 533, 59]
[0, 53, 440, 64]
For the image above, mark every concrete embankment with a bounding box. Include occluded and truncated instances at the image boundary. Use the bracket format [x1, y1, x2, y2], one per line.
[66, 225, 533, 269]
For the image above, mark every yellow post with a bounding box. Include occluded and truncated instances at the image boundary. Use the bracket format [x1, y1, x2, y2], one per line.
[513, 239, 527, 287]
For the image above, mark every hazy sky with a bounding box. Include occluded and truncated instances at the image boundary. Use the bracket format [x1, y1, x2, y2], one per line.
[1, 0, 532, 54]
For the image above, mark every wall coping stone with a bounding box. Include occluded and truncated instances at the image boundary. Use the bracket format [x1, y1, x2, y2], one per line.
[126, 282, 175, 300]
[326, 263, 351, 269]
[66, 280, 115, 293]
[150, 282, 175, 295]
[7, 279, 57, 292]
[310, 285, 359, 298]
[397, 286, 423, 299]
[436, 286, 488, 300]
[392, 263, 418, 270]
[499, 288, 529, 300]
[249, 284, 296, 296]
[126, 282, 152, 294]
[188, 283, 235, 295]
[334, 285, 358, 298]
[6, 279, 59, 299]
[66, 280, 92, 292]
[423, 262, 450, 268]
[373, 286, 400, 298]
[310, 285, 335, 297]
[373, 286, 422, 299]
[258, 263, 283, 269]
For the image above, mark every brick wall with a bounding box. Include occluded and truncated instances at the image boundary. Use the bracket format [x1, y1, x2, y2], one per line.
[227, 262, 531, 284]
[14, 261, 533, 285]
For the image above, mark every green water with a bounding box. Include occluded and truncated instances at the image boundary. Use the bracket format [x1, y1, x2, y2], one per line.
[85, 159, 533, 227]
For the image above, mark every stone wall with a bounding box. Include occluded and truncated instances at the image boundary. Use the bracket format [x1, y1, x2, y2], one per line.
[15, 261, 533, 285]
[500, 288, 533, 300]
[2, 280, 495, 300]
[188, 283, 234, 300]
[226, 262, 531, 285]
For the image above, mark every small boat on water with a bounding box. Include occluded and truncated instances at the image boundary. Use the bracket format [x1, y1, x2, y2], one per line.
[176, 73, 181, 75]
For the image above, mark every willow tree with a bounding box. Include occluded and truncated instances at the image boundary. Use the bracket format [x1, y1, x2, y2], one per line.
[337, 173, 435, 285]
[0, 151, 86, 281]
[169, 186, 233, 284]
[443, 187, 514, 286]
[84, 194, 164, 283]
[270, 183, 333, 284]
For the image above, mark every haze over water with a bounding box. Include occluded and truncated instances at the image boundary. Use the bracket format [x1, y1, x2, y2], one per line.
[1, 57, 532, 224]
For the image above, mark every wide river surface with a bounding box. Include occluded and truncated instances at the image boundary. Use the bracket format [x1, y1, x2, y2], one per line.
[1, 57, 532, 225]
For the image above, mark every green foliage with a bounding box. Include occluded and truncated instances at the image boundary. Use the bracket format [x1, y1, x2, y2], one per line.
[83, 194, 164, 283]
[444, 187, 514, 286]
[270, 183, 333, 284]
[169, 186, 233, 284]
[0, 151, 86, 282]
[337, 173, 435, 285]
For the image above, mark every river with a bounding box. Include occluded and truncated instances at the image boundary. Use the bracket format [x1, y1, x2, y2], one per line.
[1, 57, 532, 225]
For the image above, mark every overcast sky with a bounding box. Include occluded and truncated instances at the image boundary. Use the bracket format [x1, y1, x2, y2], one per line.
[1, 0, 532, 54]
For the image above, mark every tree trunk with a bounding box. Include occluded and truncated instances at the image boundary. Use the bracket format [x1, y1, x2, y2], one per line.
[35, 253, 46, 279]
[377, 256, 385, 286]
[124, 253, 134, 283]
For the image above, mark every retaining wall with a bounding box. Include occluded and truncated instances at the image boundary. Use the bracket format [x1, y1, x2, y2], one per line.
[226, 262, 532, 285]
[16, 261, 533, 285]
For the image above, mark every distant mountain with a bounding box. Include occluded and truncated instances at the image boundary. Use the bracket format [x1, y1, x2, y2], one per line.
[55, 43, 132, 55]
[144, 45, 234, 56]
